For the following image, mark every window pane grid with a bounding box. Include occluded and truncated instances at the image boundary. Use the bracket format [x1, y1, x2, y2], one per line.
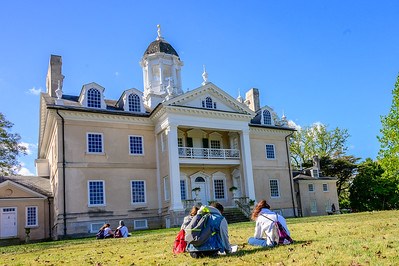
[210, 140, 221, 149]
[205, 97, 213, 109]
[131, 181, 145, 203]
[214, 179, 225, 199]
[270, 179, 280, 197]
[88, 134, 103, 153]
[266, 144, 275, 159]
[89, 181, 104, 205]
[128, 94, 141, 112]
[26, 207, 37, 226]
[263, 110, 272, 125]
[130, 136, 143, 155]
[87, 88, 101, 108]
[180, 180, 186, 200]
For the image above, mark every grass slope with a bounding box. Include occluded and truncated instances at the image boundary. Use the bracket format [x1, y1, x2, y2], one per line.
[0, 210, 398, 265]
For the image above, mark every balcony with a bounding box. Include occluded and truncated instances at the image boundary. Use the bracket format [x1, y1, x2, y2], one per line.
[178, 147, 240, 159]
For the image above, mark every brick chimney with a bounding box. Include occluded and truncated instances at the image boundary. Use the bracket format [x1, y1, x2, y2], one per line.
[245, 88, 260, 112]
[46, 55, 64, 98]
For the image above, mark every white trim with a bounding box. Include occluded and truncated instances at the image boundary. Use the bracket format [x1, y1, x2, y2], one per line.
[265, 144, 276, 160]
[90, 222, 105, 233]
[269, 179, 280, 198]
[130, 180, 147, 205]
[87, 180, 106, 207]
[25, 206, 38, 227]
[164, 176, 170, 201]
[322, 183, 329, 192]
[128, 135, 145, 156]
[86, 132, 104, 154]
[212, 171, 227, 201]
[308, 183, 315, 192]
[134, 219, 148, 230]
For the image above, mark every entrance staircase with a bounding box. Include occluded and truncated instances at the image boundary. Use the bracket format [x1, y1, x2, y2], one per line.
[223, 208, 250, 224]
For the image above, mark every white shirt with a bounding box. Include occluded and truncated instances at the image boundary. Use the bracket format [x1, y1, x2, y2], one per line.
[254, 208, 290, 246]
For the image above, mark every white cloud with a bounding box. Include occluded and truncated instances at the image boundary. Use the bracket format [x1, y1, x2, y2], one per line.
[288, 120, 301, 131]
[115, 72, 119, 76]
[18, 167, 34, 176]
[20, 142, 37, 155]
[28, 87, 42, 95]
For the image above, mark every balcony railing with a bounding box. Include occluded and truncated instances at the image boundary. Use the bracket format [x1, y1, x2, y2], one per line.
[178, 147, 240, 159]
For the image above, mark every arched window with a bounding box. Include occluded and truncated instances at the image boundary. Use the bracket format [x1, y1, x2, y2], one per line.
[205, 97, 213, 109]
[195, 176, 206, 183]
[87, 88, 101, 108]
[263, 109, 272, 125]
[128, 94, 141, 112]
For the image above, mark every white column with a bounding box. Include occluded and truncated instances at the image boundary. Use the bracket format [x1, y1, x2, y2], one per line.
[166, 125, 184, 211]
[240, 129, 256, 200]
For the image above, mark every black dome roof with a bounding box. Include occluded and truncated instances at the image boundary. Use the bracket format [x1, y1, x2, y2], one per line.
[144, 39, 179, 57]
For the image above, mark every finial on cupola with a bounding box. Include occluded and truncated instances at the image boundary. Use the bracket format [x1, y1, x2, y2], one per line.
[202, 65, 209, 85]
[156, 24, 163, 40]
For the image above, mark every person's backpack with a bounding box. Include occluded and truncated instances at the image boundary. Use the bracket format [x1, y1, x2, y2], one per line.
[96, 229, 104, 239]
[184, 206, 214, 246]
[261, 213, 293, 246]
[114, 228, 122, 238]
[173, 229, 187, 254]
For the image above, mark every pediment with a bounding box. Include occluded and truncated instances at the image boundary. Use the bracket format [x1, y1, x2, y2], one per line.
[0, 180, 47, 198]
[163, 82, 255, 115]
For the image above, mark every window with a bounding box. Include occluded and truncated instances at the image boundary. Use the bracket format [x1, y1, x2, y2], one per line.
[270, 179, 280, 198]
[205, 97, 213, 109]
[87, 133, 103, 153]
[323, 183, 329, 192]
[265, 144, 275, 159]
[90, 223, 105, 233]
[128, 94, 141, 112]
[131, 180, 146, 204]
[88, 181, 105, 206]
[308, 183, 315, 192]
[87, 88, 101, 108]
[312, 169, 319, 178]
[129, 135, 144, 155]
[134, 219, 148, 230]
[164, 176, 170, 201]
[213, 179, 225, 200]
[310, 200, 317, 213]
[177, 138, 183, 147]
[180, 180, 187, 200]
[210, 140, 221, 149]
[263, 109, 272, 125]
[26, 206, 38, 227]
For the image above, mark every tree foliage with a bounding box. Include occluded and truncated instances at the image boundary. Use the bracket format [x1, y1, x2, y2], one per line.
[0, 112, 27, 175]
[290, 123, 350, 169]
[378, 74, 399, 184]
[349, 159, 398, 211]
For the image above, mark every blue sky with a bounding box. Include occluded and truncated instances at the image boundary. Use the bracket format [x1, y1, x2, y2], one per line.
[1, 1, 398, 175]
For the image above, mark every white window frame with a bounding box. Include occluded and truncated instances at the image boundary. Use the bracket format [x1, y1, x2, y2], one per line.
[308, 183, 315, 192]
[128, 93, 141, 112]
[131, 180, 146, 204]
[269, 179, 280, 198]
[310, 200, 318, 213]
[87, 88, 102, 108]
[25, 206, 38, 227]
[164, 176, 170, 201]
[212, 173, 226, 200]
[180, 179, 187, 200]
[265, 144, 276, 160]
[323, 183, 329, 192]
[129, 135, 144, 156]
[134, 219, 148, 230]
[88, 180, 106, 207]
[262, 109, 272, 125]
[312, 169, 319, 178]
[90, 222, 105, 233]
[87, 132, 104, 154]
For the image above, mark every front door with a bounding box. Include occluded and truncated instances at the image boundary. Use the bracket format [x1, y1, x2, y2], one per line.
[0, 207, 17, 238]
[192, 176, 208, 205]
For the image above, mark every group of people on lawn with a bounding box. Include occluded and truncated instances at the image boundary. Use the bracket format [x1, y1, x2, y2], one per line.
[97, 200, 292, 259]
[97, 220, 129, 239]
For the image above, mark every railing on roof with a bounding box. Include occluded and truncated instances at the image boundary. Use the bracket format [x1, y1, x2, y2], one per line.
[178, 147, 240, 159]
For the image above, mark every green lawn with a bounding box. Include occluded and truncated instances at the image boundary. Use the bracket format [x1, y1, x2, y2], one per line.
[1, 210, 398, 265]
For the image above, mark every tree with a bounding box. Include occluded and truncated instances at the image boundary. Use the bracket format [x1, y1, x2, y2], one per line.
[0, 112, 27, 175]
[349, 159, 398, 211]
[319, 155, 359, 205]
[290, 123, 350, 169]
[378, 74, 399, 185]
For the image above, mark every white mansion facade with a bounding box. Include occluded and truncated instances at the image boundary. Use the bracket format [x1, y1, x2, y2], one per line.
[35, 26, 297, 238]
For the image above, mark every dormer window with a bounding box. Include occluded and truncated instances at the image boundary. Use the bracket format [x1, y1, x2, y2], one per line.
[128, 94, 141, 112]
[87, 88, 101, 108]
[263, 109, 272, 125]
[312, 169, 319, 178]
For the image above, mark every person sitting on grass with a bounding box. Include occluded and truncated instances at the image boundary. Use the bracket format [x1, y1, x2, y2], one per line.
[181, 206, 199, 230]
[100, 223, 114, 239]
[115, 220, 129, 238]
[248, 200, 291, 247]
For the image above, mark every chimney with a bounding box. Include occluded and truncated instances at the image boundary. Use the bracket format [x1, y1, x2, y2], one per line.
[313, 155, 320, 171]
[245, 88, 260, 112]
[46, 55, 64, 98]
